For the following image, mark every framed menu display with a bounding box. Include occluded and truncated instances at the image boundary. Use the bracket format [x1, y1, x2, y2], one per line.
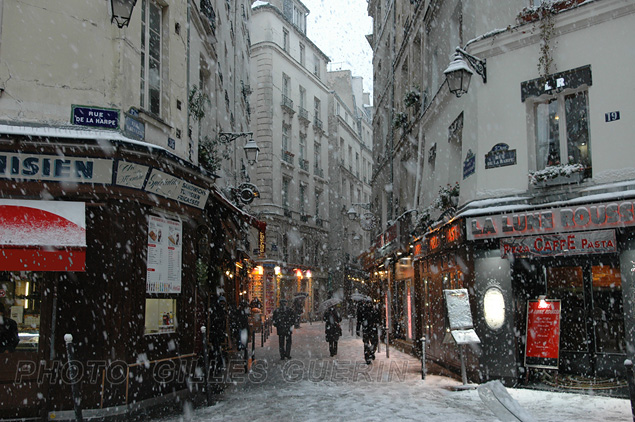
[146, 215, 182, 294]
[525, 299, 561, 369]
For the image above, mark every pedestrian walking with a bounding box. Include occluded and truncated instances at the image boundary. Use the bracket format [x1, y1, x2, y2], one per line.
[356, 301, 380, 364]
[0, 303, 19, 353]
[272, 299, 295, 360]
[323, 305, 342, 357]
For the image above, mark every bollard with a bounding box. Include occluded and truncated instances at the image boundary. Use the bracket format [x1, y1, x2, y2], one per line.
[201, 326, 212, 406]
[420, 336, 426, 380]
[64, 334, 83, 422]
[625, 359, 635, 422]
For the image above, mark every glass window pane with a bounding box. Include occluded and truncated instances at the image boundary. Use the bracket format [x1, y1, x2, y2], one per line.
[535, 99, 560, 169]
[565, 91, 590, 168]
[592, 264, 625, 353]
[546, 266, 587, 352]
[145, 298, 177, 334]
[1, 272, 43, 353]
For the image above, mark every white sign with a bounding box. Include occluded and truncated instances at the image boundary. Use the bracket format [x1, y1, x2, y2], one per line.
[116, 161, 149, 189]
[145, 169, 209, 209]
[0, 153, 113, 184]
[146, 215, 182, 294]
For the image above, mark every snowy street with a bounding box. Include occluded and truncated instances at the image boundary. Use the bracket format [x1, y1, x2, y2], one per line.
[158, 321, 631, 422]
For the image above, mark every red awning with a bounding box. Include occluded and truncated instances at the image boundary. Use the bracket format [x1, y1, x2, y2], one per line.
[0, 200, 86, 271]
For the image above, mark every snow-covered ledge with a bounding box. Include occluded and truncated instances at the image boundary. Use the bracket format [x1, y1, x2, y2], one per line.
[529, 164, 585, 187]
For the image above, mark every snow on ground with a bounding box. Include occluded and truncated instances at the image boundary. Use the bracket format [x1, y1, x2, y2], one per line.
[156, 320, 631, 422]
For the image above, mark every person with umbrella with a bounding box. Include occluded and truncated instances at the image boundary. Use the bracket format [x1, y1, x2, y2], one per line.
[356, 300, 380, 364]
[323, 303, 342, 357]
[272, 299, 295, 360]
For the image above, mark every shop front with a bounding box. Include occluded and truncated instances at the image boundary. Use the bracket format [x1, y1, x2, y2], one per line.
[467, 199, 632, 384]
[0, 128, 229, 419]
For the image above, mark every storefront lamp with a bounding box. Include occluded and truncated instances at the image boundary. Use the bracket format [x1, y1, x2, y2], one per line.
[111, 0, 137, 28]
[444, 47, 486, 97]
[219, 132, 260, 165]
[483, 287, 505, 330]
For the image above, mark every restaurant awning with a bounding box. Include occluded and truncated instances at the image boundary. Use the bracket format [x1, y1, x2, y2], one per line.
[0, 199, 86, 271]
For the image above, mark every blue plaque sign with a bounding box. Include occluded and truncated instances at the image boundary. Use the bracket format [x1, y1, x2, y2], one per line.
[124, 114, 145, 140]
[485, 143, 517, 169]
[72, 105, 119, 129]
[463, 149, 475, 179]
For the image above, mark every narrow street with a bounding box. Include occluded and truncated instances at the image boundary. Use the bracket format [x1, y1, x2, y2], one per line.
[156, 321, 631, 422]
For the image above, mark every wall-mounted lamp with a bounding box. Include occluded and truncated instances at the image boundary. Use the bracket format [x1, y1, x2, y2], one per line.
[346, 203, 375, 231]
[219, 132, 260, 164]
[444, 47, 487, 98]
[111, 0, 138, 28]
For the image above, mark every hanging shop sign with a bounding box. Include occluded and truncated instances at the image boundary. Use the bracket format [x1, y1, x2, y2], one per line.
[427, 221, 463, 253]
[468, 199, 635, 240]
[500, 229, 616, 258]
[146, 215, 182, 294]
[485, 143, 516, 169]
[71, 105, 119, 129]
[525, 299, 561, 369]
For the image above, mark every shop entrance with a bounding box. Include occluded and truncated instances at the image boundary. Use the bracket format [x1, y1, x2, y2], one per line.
[516, 256, 626, 376]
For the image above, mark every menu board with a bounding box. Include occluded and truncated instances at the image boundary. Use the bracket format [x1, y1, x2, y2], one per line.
[525, 299, 561, 369]
[146, 215, 182, 294]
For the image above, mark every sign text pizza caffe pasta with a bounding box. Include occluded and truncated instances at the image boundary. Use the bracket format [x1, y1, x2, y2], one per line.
[467, 200, 635, 240]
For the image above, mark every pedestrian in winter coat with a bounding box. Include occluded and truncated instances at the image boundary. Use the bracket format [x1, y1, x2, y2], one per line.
[356, 301, 380, 364]
[272, 299, 295, 360]
[323, 305, 342, 357]
[0, 303, 19, 353]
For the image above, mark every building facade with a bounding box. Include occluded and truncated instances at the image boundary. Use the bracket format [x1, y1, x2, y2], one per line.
[369, 0, 635, 387]
[0, 0, 259, 418]
[249, 0, 331, 317]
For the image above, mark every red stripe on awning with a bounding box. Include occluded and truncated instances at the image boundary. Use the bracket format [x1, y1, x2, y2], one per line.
[0, 247, 86, 272]
[0, 200, 86, 272]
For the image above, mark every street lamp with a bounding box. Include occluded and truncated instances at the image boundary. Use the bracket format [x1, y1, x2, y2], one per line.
[444, 47, 487, 98]
[111, 0, 137, 28]
[346, 203, 375, 231]
[219, 132, 260, 164]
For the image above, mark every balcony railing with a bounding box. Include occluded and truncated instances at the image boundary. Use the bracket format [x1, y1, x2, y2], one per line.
[300, 214, 309, 222]
[282, 95, 295, 114]
[313, 117, 323, 130]
[314, 167, 324, 178]
[300, 158, 309, 171]
[299, 107, 310, 123]
[282, 150, 294, 165]
[283, 208, 292, 218]
[315, 217, 323, 227]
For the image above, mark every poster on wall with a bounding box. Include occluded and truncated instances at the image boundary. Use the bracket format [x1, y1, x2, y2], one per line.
[525, 299, 561, 369]
[146, 215, 182, 294]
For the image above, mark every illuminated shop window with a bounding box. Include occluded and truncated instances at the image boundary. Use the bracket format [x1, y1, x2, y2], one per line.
[145, 298, 177, 334]
[1, 272, 42, 352]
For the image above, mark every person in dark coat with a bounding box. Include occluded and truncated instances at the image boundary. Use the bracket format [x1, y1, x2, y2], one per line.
[272, 299, 295, 360]
[323, 305, 342, 357]
[0, 303, 20, 353]
[356, 301, 380, 364]
[209, 295, 228, 371]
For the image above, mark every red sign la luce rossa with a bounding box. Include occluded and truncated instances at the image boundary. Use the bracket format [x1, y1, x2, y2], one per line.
[525, 299, 561, 369]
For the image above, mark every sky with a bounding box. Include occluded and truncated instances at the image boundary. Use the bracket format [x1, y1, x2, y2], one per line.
[155, 322, 632, 422]
[301, 0, 374, 99]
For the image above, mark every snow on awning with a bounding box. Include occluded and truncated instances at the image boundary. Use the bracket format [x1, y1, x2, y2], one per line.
[0, 199, 86, 271]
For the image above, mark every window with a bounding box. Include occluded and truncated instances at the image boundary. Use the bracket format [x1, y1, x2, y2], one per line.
[534, 90, 590, 171]
[313, 55, 320, 78]
[282, 73, 290, 97]
[282, 177, 291, 209]
[299, 86, 306, 109]
[145, 298, 177, 334]
[314, 142, 321, 169]
[283, 28, 289, 52]
[282, 124, 289, 152]
[299, 43, 305, 66]
[299, 133, 306, 160]
[140, 0, 163, 116]
[315, 189, 322, 217]
[299, 184, 306, 215]
[293, 4, 306, 33]
[1, 272, 43, 352]
[314, 98, 321, 121]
